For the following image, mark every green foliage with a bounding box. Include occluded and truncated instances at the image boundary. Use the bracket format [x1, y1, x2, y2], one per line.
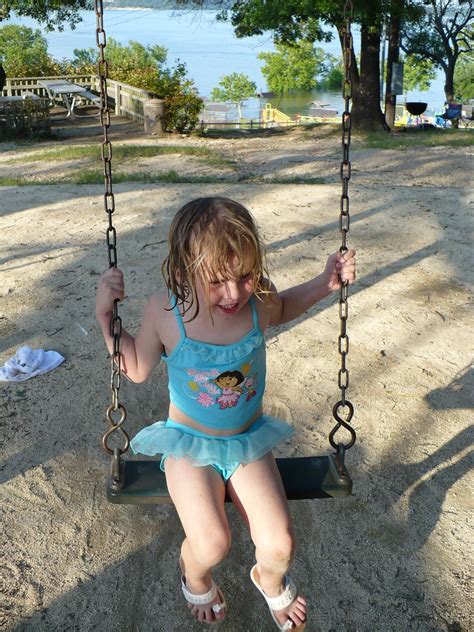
[221, 0, 336, 43]
[211, 72, 256, 103]
[105, 39, 167, 70]
[258, 40, 325, 95]
[153, 61, 203, 133]
[70, 39, 167, 75]
[454, 53, 474, 102]
[317, 54, 343, 90]
[0, 97, 50, 139]
[0, 1, 90, 31]
[71, 48, 97, 68]
[210, 72, 256, 118]
[402, 54, 437, 92]
[0, 24, 57, 76]
[72, 40, 203, 132]
[401, 1, 474, 100]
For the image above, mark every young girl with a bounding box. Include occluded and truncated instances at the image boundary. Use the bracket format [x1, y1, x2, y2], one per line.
[96, 197, 356, 630]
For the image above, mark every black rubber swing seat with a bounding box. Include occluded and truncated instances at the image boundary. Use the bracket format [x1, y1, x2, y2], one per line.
[106, 453, 353, 504]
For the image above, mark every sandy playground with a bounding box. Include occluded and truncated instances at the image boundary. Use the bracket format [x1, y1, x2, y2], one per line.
[0, 124, 473, 631]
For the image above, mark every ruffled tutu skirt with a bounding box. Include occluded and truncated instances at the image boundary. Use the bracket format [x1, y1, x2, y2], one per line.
[130, 415, 294, 472]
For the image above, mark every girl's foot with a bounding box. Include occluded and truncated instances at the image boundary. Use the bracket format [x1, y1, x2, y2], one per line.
[181, 574, 227, 625]
[250, 565, 307, 630]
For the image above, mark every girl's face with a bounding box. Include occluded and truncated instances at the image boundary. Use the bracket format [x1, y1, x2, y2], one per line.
[198, 257, 255, 317]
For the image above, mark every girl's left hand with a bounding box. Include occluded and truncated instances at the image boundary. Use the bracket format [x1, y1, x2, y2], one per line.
[324, 249, 356, 291]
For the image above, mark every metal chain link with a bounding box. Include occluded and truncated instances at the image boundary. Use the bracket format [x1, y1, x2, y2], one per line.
[330, 0, 356, 451]
[95, 0, 129, 455]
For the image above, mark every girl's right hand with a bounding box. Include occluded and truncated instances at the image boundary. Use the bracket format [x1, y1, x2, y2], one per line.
[95, 267, 125, 320]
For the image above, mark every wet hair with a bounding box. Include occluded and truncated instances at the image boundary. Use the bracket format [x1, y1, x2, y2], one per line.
[162, 197, 269, 319]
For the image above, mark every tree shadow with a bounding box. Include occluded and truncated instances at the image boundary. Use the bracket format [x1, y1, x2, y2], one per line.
[425, 366, 473, 411]
[2, 181, 472, 630]
[372, 425, 473, 550]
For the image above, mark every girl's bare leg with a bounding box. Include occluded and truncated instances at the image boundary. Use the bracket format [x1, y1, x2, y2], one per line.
[165, 457, 231, 624]
[227, 452, 307, 629]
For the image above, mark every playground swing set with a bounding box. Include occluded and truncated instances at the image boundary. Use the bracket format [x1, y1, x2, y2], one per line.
[94, 0, 357, 504]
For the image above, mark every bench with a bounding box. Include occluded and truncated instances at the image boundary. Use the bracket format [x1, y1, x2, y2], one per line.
[22, 91, 43, 100]
[79, 89, 101, 106]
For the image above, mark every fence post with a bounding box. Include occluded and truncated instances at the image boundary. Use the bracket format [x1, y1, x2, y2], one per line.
[115, 82, 121, 116]
[6, 78, 12, 96]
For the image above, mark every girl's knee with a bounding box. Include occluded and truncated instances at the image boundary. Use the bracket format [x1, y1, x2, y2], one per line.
[191, 528, 232, 568]
[256, 527, 296, 565]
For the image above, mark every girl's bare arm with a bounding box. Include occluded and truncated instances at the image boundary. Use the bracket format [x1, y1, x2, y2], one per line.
[266, 250, 356, 326]
[96, 268, 164, 383]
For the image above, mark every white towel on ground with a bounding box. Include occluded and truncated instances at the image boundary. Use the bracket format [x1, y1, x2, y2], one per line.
[0, 347, 65, 382]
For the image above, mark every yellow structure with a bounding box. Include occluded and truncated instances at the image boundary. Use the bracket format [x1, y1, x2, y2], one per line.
[262, 102, 292, 124]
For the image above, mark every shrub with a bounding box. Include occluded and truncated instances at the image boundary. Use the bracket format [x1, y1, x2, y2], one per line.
[72, 41, 203, 132]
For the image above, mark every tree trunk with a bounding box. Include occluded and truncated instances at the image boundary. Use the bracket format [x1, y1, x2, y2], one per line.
[347, 23, 388, 131]
[444, 62, 455, 104]
[384, 4, 402, 129]
[444, 59, 458, 128]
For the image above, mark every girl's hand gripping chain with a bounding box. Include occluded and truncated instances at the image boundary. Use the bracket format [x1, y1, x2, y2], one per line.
[95, 267, 125, 322]
[323, 249, 356, 292]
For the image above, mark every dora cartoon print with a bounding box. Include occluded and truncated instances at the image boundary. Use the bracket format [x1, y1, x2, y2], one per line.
[214, 370, 243, 408]
[188, 366, 258, 409]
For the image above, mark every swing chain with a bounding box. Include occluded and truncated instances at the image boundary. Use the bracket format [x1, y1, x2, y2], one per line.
[95, 0, 130, 455]
[331, 0, 356, 451]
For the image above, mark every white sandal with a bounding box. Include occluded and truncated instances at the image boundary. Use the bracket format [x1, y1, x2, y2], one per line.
[250, 564, 306, 631]
[181, 575, 227, 624]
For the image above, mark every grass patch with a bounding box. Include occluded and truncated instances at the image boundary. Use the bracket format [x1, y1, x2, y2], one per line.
[0, 177, 28, 186]
[265, 176, 326, 185]
[0, 170, 232, 186]
[200, 126, 291, 139]
[0, 170, 328, 186]
[358, 128, 474, 150]
[5, 143, 232, 168]
[77, 170, 229, 185]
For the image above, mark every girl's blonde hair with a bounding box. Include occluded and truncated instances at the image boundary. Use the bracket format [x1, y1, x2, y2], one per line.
[162, 197, 269, 319]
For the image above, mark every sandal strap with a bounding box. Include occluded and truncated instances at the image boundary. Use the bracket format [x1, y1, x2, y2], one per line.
[263, 576, 297, 611]
[181, 576, 218, 605]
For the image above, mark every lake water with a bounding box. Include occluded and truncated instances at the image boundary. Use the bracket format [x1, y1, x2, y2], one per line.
[7, 8, 447, 117]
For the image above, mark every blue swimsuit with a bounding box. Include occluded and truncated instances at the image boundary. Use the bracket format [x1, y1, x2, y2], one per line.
[130, 297, 293, 481]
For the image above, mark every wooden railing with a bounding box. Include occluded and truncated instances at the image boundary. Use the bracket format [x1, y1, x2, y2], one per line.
[1, 75, 154, 122]
[2, 75, 93, 98]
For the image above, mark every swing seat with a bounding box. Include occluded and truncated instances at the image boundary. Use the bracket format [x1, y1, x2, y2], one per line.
[106, 454, 353, 504]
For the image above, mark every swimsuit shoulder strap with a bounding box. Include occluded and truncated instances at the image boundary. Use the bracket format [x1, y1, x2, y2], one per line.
[171, 299, 187, 341]
[249, 296, 261, 333]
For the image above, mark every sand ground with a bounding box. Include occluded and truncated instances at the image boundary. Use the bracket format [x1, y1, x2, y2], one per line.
[1, 122, 473, 632]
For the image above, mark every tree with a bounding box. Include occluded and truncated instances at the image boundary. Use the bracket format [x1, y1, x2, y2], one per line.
[401, 0, 474, 104]
[0, 24, 57, 76]
[318, 54, 344, 90]
[70, 39, 167, 74]
[218, 0, 390, 131]
[73, 39, 203, 132]
[258, 40, 325, 96]
[402, 54, 437, 92]
[102, 39, 167, 70]
[454, 51, 474, 101]
[384, 0, 403, 129]
[210, 72, 256, 118]
[0, 1, 89, 30]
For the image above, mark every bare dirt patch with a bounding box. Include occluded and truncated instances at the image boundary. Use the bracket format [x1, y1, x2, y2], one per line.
[1, 125, 472, 632]
[1, 125, 471, 189]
